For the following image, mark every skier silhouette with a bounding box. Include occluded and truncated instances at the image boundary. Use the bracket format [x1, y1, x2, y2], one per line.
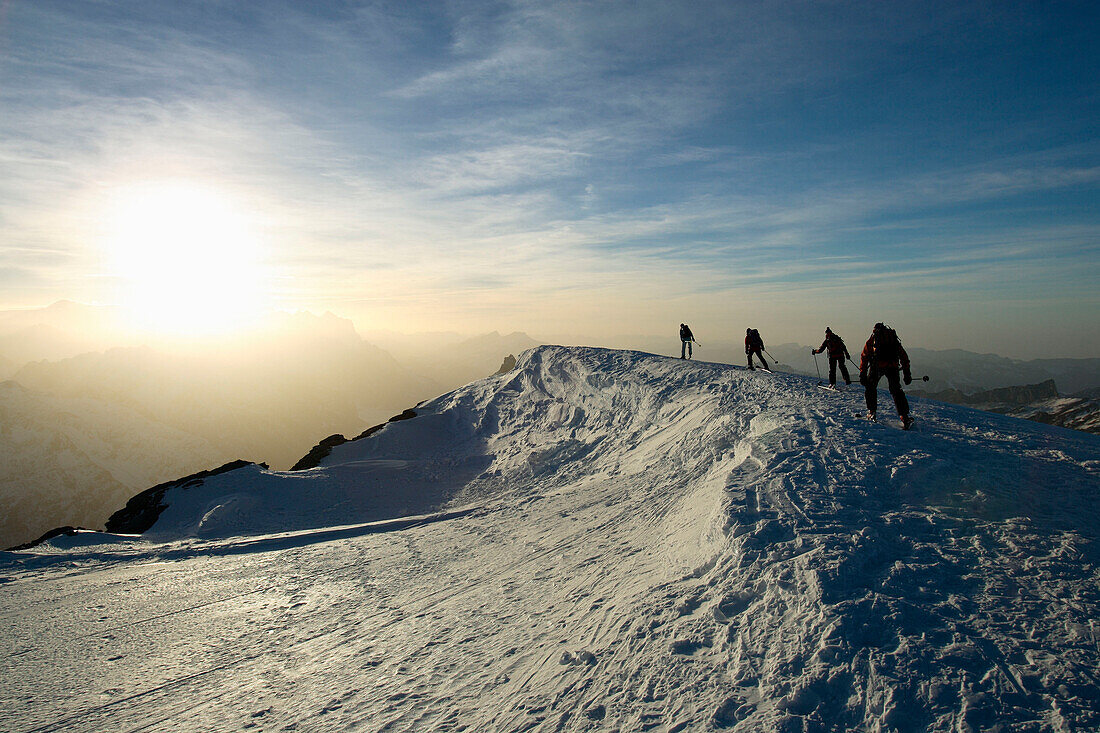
[679, 323, 696, 359]
[745, 328, 768, 370]
[859, 322, 913, 429]
[812, 327, 852, 387]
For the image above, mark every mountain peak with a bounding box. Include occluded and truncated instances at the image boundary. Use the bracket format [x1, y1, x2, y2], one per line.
[7, 345, 1100, 731]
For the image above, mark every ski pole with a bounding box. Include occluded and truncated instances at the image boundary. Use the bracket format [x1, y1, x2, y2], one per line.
[763, 348, 781, 364]
[812, 351, 821, 380]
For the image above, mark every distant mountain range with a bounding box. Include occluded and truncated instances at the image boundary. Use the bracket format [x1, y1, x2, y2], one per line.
[0, 302, 541, 547]
[913, 379, 1100, 436]
[0, 379, 227, 548]
[361, 329, 540, 388]
[587, 335, 1100, 396]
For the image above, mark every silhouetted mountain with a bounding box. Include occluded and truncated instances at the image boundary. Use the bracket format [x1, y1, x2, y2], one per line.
[0, 379, 226, 548]
[914, 379, 1100, 436]
[905, 348, 1100, 393]
[363, 329, 540, 389]
[0, 302, 130, 369]
[917, 379, 1060, 408]
[1, 311, 442, 546]
[12, 315, 434, 469]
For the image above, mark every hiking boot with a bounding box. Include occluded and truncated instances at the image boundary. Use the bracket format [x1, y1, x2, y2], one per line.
[901, 415, 914, 430]
[867, 411, 876, 422]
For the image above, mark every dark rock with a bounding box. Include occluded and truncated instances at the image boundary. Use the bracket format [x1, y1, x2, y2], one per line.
[289, 434, 348, 471]
[494, 354, 517, 375]
[291, 409, 419, 471]
[5, 525, 89, 552]
[104, 460, 261, 535]
[352, 408, 418, 440]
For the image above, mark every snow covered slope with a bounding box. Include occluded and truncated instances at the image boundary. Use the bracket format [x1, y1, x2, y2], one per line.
[3, 346, 1099, 732]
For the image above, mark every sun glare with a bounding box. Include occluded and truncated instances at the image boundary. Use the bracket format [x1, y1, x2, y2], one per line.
[103, 181, 268, 335]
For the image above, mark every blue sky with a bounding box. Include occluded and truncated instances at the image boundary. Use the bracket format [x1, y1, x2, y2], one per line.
[1, 0, 1098, 357]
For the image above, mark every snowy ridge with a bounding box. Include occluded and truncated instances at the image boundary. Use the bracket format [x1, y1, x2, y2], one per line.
[2, 346, 1100, 732]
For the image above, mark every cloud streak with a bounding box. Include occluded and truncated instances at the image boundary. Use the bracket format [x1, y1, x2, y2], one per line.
[0, 0, 1097, 355]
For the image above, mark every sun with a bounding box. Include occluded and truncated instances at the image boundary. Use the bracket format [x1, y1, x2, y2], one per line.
[103, 180, 269, 335]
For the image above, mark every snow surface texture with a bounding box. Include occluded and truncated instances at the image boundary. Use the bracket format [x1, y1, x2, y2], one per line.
[3, 346, 1100, 732]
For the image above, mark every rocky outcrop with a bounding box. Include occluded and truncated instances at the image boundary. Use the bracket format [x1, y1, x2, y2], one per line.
[4, 525, 90, 552]
[494, 354, 517, 375]
[104, 460, 262, 534]
[1008, 397, 1100, 436]
[916, 379, 1100, 436]
[917, 379, 1060, 407]
[291, 409, 418, 471]
[289, 434, 349, 471]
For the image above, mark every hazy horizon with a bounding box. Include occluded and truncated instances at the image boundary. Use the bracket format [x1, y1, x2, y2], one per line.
[2, 2, 1099, 359]
[4, 299, 1100, 365]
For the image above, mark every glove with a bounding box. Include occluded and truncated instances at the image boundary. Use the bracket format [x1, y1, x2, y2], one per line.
[859, 372, 867, 386]
[811, 348, 818, 354]
[904, 373, 912, 385]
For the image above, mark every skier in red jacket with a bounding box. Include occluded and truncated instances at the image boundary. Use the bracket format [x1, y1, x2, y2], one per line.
[811, 327, 851, 387]
[859, 322, 913, 429]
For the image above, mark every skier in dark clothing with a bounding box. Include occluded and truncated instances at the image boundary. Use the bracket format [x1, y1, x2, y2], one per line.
[811, 327, 852, 387]
[859, 322, 913, 429]
[745, 328, 768, 370]
[679, 323, 697, 359]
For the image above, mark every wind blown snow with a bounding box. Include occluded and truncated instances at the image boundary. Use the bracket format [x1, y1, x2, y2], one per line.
[3, 346, 1099, 731]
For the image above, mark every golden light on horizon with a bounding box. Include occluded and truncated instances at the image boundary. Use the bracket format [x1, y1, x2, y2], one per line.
[102, 180, 269, 335]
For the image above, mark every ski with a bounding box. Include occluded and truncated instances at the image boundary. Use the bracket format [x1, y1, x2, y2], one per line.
[818, 384, 841, 392]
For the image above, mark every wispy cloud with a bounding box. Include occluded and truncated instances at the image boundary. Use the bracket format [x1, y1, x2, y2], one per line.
[0, 1, 1097, 354]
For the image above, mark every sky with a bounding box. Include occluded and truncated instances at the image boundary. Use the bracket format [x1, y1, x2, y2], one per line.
[1, 0, 1099, 358]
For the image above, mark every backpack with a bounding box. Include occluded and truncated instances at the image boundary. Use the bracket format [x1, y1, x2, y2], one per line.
[873, 326, 900, 362]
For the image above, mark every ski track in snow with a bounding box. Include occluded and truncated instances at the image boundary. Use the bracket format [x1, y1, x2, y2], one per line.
[2, 346, 1099, 732]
